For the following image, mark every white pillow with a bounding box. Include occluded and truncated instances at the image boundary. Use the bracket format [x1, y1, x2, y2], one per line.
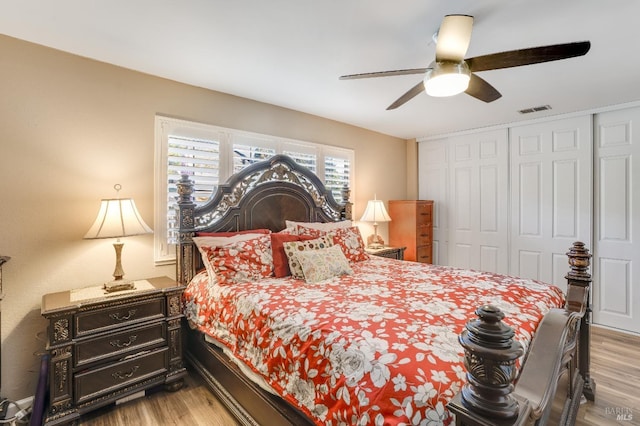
[284, 220, 352, 232]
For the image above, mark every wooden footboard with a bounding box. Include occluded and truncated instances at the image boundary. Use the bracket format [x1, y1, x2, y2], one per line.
[448, 242, 594, 425]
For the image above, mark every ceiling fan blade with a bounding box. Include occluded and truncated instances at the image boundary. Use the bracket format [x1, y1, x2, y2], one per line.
[435, 14, 474, 62]
[339, 68, 428, 80]
[387, 81, 425, 110]
[465, 73, 502, 103]
[466, 41, 591, 72]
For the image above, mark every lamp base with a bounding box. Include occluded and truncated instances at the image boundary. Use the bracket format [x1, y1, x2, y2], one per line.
[104, 279, 135, 293]
[367, 233, 385, 249]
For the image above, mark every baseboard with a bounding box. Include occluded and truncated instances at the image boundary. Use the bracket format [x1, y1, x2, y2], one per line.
[5, 395, 34, 419]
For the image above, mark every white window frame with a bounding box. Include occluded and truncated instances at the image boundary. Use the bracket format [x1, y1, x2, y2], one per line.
[154, 115, 355, 264]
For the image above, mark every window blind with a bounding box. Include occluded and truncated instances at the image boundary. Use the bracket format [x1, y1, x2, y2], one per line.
[155, 116, 354, 263]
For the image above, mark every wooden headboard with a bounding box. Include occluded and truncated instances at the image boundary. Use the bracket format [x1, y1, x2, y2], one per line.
[175, 154, 353, 284]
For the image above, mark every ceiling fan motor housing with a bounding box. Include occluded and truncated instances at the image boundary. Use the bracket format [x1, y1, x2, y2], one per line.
[424, 61, 471, 97]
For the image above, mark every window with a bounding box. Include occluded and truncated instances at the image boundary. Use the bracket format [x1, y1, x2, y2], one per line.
[154, 116, 354, 264]
[324, 155, 351, 201]
[166, 135, 220, 245]
[232, 133, 277, 173]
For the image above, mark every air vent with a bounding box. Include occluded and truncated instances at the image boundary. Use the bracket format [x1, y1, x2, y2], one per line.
[518, 104, 552, 114]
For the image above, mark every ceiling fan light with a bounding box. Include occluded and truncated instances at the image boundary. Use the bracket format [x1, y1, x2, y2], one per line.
[424, 62, 471, 97]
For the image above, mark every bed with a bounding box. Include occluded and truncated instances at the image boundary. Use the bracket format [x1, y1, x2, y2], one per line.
[176, 154, 595, 426]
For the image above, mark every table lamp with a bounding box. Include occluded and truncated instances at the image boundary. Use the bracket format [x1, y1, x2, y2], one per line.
[84, 184, 152, 292]
[360, 196, 391, 249]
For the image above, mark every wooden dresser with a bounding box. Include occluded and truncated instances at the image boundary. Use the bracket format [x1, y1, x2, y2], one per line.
[388, 200, 433, 263]
[41, 276, 186, 425]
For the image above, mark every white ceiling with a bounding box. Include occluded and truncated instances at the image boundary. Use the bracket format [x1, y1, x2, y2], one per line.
[2, 0, 640, 139]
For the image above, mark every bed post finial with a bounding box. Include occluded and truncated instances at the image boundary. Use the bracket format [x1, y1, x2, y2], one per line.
[566, 241, 591, 285]
[448, 305, 528, 424]
[565, 241, 595, 401]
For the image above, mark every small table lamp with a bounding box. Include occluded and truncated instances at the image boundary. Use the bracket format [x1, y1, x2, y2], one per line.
[360, 196, 391, 249]
[84, 184, 152, 292]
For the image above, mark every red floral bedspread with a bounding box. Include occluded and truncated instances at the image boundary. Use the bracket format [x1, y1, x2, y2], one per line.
[183, 257, 564, 425]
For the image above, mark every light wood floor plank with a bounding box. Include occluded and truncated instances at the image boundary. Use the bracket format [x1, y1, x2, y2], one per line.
[79, 326, 639, 425]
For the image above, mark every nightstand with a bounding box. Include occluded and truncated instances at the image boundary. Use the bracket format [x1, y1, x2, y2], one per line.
[366, 246, 406, 260]
[41, 276, 187, 425]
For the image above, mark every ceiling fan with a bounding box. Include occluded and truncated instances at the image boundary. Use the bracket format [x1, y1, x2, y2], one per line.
[340, 15, 591, 110]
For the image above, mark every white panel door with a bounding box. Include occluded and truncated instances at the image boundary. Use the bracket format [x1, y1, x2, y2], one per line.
[448, 129, 509, 273]
[594, 107, 640, 333]
[509, 116, 592, 291]
[418, 139, 449, 265]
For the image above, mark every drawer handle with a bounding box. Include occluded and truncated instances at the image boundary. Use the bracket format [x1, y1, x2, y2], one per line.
[112, 365, 139, 380]
[110, 309, 137, 322]
[110, 335, 138, 348]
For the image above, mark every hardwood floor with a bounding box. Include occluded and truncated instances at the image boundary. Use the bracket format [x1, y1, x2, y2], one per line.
[79, 326, 638, 426]
[575, 326, 639, 425]
[77, 374, 240, 426]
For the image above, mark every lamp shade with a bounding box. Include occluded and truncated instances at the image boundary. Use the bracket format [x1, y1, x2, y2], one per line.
[360, 199, 391, 223]
[84, 198, 153, 239]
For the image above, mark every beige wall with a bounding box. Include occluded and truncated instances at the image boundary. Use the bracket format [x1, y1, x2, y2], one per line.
[0, 35, 407, 399]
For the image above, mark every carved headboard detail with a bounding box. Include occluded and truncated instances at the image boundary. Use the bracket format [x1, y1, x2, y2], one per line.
[176, 154, 352, 284]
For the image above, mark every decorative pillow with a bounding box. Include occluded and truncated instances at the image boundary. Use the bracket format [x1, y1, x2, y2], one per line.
[296, 244, 353, 283]
[283, 236, 334, 279]
[331, 226, 370, 262]
[193, 233, 268, 280]
[270, 233, 314, 278]
[285, 220, 352, 232]
[196, 229, 271, 237]
[195, 234, 273, 285]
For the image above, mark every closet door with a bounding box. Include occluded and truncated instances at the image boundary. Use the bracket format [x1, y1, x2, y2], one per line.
[448, 129, 509, 273]
[509, 116, 592, 291]
[594, 108, 640, 333]
[418, 139, 448, 265]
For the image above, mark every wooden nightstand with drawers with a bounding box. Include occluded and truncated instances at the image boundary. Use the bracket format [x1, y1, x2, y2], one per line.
[365, 246, 406, 260]
[41, 276, 186, 425]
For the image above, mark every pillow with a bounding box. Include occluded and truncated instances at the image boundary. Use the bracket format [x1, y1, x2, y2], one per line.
[295, 225, 324, 238]
[270, 233, 315, 278]
[296, 245, 353, 283]
[193, 233, 268, 279]
[331, 227, 370, 263]
[193, 233, 268, 248]
[285, 220, 352, 232]
[195, 234, 273, 285]
[283, 236, 334, 279]
[277, 226, 298, 235]
[196, 229, 271, 237]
